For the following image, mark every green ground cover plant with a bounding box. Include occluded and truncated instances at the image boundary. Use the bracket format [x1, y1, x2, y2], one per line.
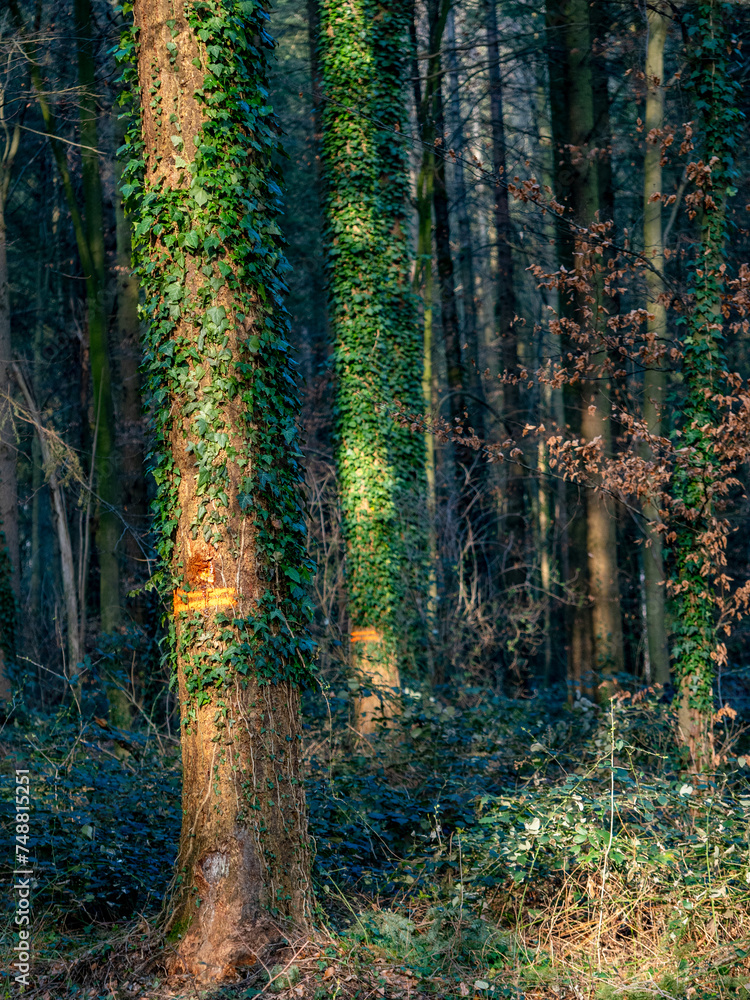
[1, 684, 748, 998]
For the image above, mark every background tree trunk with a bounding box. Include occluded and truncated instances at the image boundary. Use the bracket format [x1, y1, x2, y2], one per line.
[0, 87, 21, 697]
[641, 1, 670, 686]
[445, 8, 479, 387]
[113, 117, 148, 627]
[74, 0, 128, 724]
[547, 0, 624, 696]
[486, 0, 524, 556]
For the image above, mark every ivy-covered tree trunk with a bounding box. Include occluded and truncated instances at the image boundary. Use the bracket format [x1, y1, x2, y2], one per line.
[124, 0, 313, 977]
[641, 0, 670, 686]
[318, 0, 427, 731]
[672, 1, 740, 770]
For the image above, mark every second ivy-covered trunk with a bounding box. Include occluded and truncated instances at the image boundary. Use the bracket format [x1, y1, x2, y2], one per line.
[672, 0, 740, 770]
[318, 0, 427, 731]
[123, 0, 313, 978]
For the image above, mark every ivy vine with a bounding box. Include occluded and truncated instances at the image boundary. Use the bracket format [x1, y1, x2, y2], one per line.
[670, 0, 742, 717]
[116, 0, 315, 704]
[317, 0, 427, 656]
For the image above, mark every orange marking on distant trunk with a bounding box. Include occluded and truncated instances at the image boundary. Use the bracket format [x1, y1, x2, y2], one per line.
[350, 627, 382, 644]
[173, 587, 237, 615]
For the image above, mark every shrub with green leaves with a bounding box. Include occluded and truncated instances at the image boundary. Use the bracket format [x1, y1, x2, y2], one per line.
[0, 714, 181, 925]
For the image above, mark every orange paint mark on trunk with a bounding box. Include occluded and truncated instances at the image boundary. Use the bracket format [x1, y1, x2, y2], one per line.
[350, 627, 382, 644]
[173, 587, 237, 615]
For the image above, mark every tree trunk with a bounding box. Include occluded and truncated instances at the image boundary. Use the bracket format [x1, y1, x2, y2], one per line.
[590, 1, 614, 225]
[410, 6, 439, 680]
[672, 0, 739, 771]
[0, 91, 21, 697]
[319, 0, 427, 732]
[424, 0, 493, 595]
[74, 0, 128, 724]
[641, 1, 670, 686]
[431, 57, 470, 483]
[0, 200, 19, 604]
[486, 0, 524, 547]
[14, 366, 81, 680]
[546, 0, 588, 697]
[128, 0, 313, 975]
[533, 64, 566, 683]
[546, 0, 624, 696]
[113, 116, 149, 639]
[445, 9, 479, 382]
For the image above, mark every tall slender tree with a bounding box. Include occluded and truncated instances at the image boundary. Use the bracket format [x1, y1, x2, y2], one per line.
[486, 0, 524, 551]
[318, 0, 427, 730]
[445, 8, 479, 379]
[409, 6, 439, 673]
[641, 1, 670, 686]
[122, 0, 313, 974]
[0, 69, 21, 696]
[546, 0, 624, 696]
[672, 0, 741, 769]
[429, 0, 489, 569]
[113, 111, 149, 629]
[415, 0, 494, 600]
[546, 0, 591, 697]
[74, 0, 128, 722]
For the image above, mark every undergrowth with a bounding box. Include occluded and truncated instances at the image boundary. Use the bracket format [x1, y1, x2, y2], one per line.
[0, 682, 749, 998]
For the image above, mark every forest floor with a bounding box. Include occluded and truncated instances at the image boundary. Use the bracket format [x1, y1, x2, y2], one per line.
[1, 681, 749, 1000]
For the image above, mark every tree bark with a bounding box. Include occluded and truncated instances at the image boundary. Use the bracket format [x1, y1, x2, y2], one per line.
[113, 115, 148, 631]
[424, 0, 494, 595]
[0, 84, 21, 696]
[410, 10, 439, 682]
[445, 9, 479, 382]
[546, 0, 624, 697]
[130, 0, 313, 974]
[641, 1, 670, 686]
[533, 65, 567, 684]
[0, 184, 19, 603]
[486, 0, 524, 546]
[74, 0, 128, 724]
